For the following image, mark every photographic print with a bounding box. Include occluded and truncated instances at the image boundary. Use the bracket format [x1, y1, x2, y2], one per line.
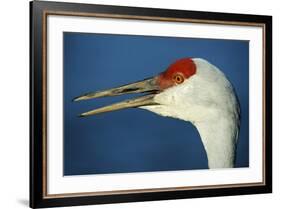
[64, 33, 249, 175]
[30, 1, 271, 208]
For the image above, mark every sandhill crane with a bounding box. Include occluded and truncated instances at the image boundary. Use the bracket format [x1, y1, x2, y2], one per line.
[74, 58, 240, 169]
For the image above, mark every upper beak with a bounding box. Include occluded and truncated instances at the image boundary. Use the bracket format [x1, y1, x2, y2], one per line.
[73, 77, 160, 117]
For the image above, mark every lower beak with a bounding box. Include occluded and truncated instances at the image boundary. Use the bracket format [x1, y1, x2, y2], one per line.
[74, 77, 160, 117]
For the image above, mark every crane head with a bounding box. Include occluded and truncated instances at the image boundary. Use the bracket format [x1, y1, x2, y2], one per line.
[73, 58, 198, 117]
[74, 57, 239, 127]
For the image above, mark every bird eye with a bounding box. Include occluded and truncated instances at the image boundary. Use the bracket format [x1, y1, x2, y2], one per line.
[173, 74, 184, 84]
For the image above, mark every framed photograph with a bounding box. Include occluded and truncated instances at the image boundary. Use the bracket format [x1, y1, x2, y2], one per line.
[30, 0, 272, 208]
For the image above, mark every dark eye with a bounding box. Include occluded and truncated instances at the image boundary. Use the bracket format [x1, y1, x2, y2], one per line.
[173, 74, 184, 84]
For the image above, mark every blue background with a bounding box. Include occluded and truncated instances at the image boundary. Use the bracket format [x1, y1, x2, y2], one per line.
[63, 32, 249, 175]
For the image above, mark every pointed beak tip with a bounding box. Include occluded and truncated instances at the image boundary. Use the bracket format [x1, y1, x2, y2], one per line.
[73, 97, 83, 102]
[73, 95, 90, 102]
[73, 97, 79, 102]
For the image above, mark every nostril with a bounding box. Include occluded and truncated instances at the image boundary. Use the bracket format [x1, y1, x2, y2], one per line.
[120, 88, 139, 93]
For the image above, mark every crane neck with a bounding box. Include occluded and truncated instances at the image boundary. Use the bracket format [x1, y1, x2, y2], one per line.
[194, 116, 239, 169]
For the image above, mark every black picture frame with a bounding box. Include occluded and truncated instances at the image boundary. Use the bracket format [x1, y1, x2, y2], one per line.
[30, 0, 272, 208]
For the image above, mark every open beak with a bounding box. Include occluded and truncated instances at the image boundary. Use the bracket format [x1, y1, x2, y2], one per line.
[73, 77, 160, 117]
